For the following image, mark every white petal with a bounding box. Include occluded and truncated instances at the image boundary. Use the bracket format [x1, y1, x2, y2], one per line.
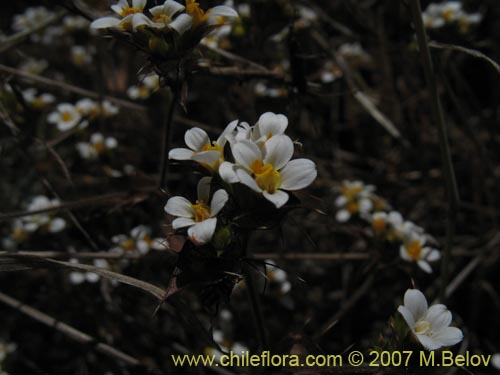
[335, 210, 350, 222]
[232, 140, 261, 170]
[163, 0, 185, 17]
[48, 218, 66, 233]
[197, 176, 212, 203]
[169, 147, 194, 160]
[69, 272, 85, 284]
[433, 327, 463, 347]
[279, 158, 317, 190]
[397, 306, 415, 329]
[404, 289, 428, 320]
[263, 190, 289, 208]
[133, 0, 147, 10]
[425, 304, 452, 331]
[210, 189, 228, 216]
[400, 245, 412, 262]
[86, 272, 100, 283]
[191, 150, 221, 167]
[257, 112, 288, 137]
[185, 127, 210, 151]
[90, 17, 121, 29]
[219, 162, 239, 183]
[216, 119, 239, 147]
[236, 169, 262, 192]
[207, 6, 238, 25]
[422, 247, 440, 262]
[263, 135, 294, 170]
[188, 218, 217, 245]
[165, 196, 194, 218]
[132, 13, 155, 31]
[417, 260, 433, 273]
[169, 13, 192, 35]
[136, 240, 150, 254]
[335, 195, 348, 207]
[416, 334, 443, 351]
[172, 217, 196, 229]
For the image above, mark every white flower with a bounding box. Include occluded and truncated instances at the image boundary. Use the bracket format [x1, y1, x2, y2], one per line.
[22, 88, 55, 109]
[63, 15, 90, 31]
[400, 234, 440, 273]
[164, 177, 228, 245]
[398, 289, 463, 351]
[185, 0, 238, 28]
[47, 103, 84, 131]
[127, 73, 160, 100]
[18, 58, 48, 75]
[111, 225, 165, 254]
[252, 112, 288, 144]
[76, 133, 118, 160]
[12, 196, 66, 237]
[12, 6, 54, 33]
[144, 0, 192, 34]
[71, 45, 94, 66]
[334, 180, 375, 222]
[168, 120, 238, 172]
[90, 0, 147, 30]
[223, 135, 317, 208]
[69, 259, 109, 284]
[76, 98, 119, 118]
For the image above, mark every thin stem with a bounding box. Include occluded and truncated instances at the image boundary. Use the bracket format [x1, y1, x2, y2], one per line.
[158, 88, 179, 191]
[242, 262, 269, 350]
[409, 0, 460, 303]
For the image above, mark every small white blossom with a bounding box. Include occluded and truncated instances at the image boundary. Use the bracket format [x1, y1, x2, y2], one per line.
[334, 180, 375, 222]
[221, 134, 317, 208]
[127, 73, 160, 100]
[90, 0, 148, 31]
[165, 177, 228, 245]
[70, 45, 94, 66]
[76, 133, 118, 160]
[22, 88, 55, 109]
[398, 289, 463, 350]
[400, 234, 440, 273]
[169, 120, 238, 172]
[69, 259, 110, 284]
[47, 103, 85, 131]
[111, 225, 165, 254]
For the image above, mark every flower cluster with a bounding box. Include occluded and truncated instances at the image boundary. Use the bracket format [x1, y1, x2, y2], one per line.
[110, 225, 165, 255]
[127, 73, 160, 100]
[335, 180, 440, 273]
[90, 0, 239, 59]
[76, 133, 118, 160]
[166, 112, 317, 245]
[422, 2, 481, 33]
[68, 259, 110, 285]
[2, 196, 66, 249]
[47, 98, 119, 132]
[398, 289, 463, 350]
[22, 88, 55, 110]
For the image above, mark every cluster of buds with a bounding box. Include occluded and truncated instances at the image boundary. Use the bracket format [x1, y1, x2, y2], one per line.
[422, 1, 481, 33]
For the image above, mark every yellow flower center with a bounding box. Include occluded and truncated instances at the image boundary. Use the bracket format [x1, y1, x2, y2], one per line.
[33, 98, 45, 109]
[152, 14, 171, 24]
[250, 160, 282, 194]
[341, 185, 363, 200]
[192, 201, 211, 222]
[122, 239, 136, 251]
[121, 7, 142, 17]
[13, 227, 28, 241]
[61, 111, 74, 122]
[442, 9, 456, 22]
[405, 240, 422, 260]
[186, 0, 209, 27]
[346, 201, 359, 214]
[414, 320, 431, 334]
[94, 142, 105, 154]
[372, 218, 386, 234]
[201, 141, 220, 153]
